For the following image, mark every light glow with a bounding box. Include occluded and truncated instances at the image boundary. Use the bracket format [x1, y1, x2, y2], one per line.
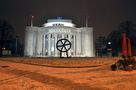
[43, 21, 75, 27]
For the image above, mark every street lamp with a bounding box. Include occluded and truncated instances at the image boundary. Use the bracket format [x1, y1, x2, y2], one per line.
[15, 36, 18, 55]
[107, 41, 112, 56]
[108, 41, 111, 45]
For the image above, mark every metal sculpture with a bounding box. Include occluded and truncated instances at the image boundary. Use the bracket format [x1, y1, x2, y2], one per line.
[56, 38, 71, 58]
[111, 32, 136, 71]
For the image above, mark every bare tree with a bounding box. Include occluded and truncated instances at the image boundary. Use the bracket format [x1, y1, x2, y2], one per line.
[107, 20, 136, 56]
[0, 20, 15, 57]
[119, 21, 136, 37]
[119, 21, 136, 55]
[95, 37, 107, 56]
[107, 30, 122, 56]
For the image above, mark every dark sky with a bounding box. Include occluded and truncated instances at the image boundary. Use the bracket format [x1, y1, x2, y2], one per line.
[0, 0, 136, 43]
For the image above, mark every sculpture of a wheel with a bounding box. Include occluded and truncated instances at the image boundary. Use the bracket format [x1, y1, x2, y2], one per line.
[56, 39, 71, 58]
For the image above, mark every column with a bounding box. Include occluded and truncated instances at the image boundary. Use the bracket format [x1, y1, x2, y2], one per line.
[42, 34, 45, 56]
[90, 28, 94, 57]
[62, 34, 65, 57]
[51, 34, 55, 56]
[73, 34, 76, 56]
[42, 35, 43, 56]
[76, 31, 81, 56]
[55, 34, 58, 57]
[81, 31, 85, 56]
[48, 34, 51, 56]
[68, 34, 71, 56]
[35, 31, 38, 56]
[62, 34, 64, 38]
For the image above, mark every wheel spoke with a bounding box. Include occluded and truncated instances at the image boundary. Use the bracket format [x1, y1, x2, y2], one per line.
[60, 40, 64, 45]
[65, 44, 70, 46]
[64, 46, 67, 51]
[61, 47, 63, 51]
[57, 45, 63, 47]
[64, 40, 67, 44]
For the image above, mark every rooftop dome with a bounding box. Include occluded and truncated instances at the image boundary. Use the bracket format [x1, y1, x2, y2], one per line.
[43, 18, 75, 27]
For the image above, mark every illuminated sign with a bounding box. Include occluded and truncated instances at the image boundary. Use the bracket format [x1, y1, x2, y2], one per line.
[43, 19, 75, 27]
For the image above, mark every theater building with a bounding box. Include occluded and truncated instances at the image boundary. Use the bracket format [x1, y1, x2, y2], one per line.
[24, 18, 95, 57]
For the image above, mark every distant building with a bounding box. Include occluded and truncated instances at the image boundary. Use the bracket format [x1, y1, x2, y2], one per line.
[24, 18, 95, 57]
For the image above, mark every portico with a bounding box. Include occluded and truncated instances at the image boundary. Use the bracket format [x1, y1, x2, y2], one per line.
[24, 18, 95, 57]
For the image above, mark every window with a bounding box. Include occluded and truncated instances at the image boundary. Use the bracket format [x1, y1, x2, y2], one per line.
[71, 35, 74, 39]
[45, 35, 48, 39]
[57, 34, 62, 38]
[64, 34, 68, 39]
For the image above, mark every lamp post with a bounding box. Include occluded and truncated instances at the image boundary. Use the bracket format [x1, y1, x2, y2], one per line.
[15, 36, 18, 55]
[107, 41, 112, 56]
[31, 15, 34, 27]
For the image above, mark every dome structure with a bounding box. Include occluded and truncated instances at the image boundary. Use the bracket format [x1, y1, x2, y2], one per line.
[43, 19, 75, 27]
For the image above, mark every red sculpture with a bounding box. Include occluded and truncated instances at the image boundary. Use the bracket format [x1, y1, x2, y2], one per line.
[122, 32, 127, 57]
[127, 38, 132, 57]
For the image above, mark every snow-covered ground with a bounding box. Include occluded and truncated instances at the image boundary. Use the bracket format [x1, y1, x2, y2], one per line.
[0, 57, 136, 90]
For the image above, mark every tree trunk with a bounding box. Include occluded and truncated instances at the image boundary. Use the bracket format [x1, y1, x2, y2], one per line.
[0, 40, 2, 57]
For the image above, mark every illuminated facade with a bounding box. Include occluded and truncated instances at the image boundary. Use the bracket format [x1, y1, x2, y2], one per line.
[24, 18, 95, 57]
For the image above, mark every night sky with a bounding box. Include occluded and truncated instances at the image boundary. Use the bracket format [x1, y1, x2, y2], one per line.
[0, 0, 136, 44]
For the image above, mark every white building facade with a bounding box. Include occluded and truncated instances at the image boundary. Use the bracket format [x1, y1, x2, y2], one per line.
[24, 18, 95, 57]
